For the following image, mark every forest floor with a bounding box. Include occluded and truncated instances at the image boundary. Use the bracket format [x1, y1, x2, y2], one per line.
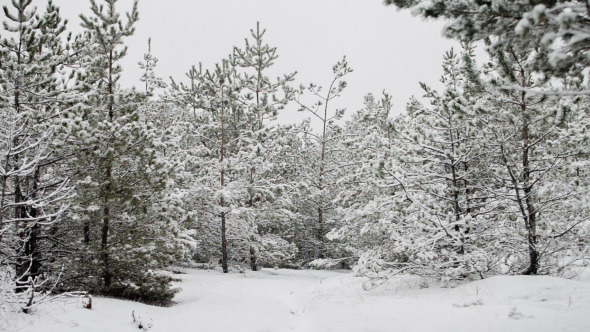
[8, 267, 590, 332]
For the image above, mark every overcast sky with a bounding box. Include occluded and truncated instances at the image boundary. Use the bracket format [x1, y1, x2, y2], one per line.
[52, 0, 457, 126]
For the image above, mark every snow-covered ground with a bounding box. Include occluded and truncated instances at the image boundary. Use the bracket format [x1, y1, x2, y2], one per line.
[7, 268, 590, 332]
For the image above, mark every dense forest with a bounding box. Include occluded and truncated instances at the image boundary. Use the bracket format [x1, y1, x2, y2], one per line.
[1, 0, 589, 315]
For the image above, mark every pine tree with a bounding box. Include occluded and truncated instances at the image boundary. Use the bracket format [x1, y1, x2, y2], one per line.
[136, 39, 195, 279]
[385, 0, 590, 87]
[0, 0, 72, 312]
[330, 92, 397, 270]
[170, 59, 244, 273]
[291, 57, 352, 263]
[59, 0, 180, 301]
[139, 38, 166, 95]
[232, 22, 296, 270]
[168, 24, 299, 272]
[333, 47, 494, 281]
[474, 40, 590, 275]
[73, 0, 139, 292]
[389, 47, 496, 279]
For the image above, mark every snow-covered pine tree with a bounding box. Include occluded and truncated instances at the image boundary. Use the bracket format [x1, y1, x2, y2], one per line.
[291, 57, 352, 264]
[474, 40, 590, 275]
[231, 22, 297, 270]
[0, 0, 72, 312]
[136, 39, 196, 272]
[330, 92, 398, 270]
[385, 0, 590, 91]
[334, 47, 496, 282]
[167, 64, 222, 268]
[388, 47, 497, 280]
[170, 59, 245, 273]
[60, 0, 180, 302]
[251, 124, 303, 268]
[168, 25, 301, 272]
[139, 38, 166, 96]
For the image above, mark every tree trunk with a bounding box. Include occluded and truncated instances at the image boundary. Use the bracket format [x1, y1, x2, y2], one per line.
[521, 94, 538, 275]
[102, 193, 112, 288]
[13, 37, 28, 290]
[518, 79, 539, 275]
[15, 178, 28, 292]
[83, 221, 90, 244]
[221, 204, 228, 273]
[448, 130, 465, 255]
[315, 97, 328, 260]
[102, 50, 115, 288]
[247, 169, 258, 271]
[249, 246, 257, 271]
[220, 82, 229, 274]
[317, 206, 324, 259]
[20, 167, 42, 286]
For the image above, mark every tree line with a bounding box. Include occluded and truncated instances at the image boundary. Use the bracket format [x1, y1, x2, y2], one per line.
[0, 0, 588, 313]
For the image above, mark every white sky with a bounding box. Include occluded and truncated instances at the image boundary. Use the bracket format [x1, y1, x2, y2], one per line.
[51, 0, 457, 127]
